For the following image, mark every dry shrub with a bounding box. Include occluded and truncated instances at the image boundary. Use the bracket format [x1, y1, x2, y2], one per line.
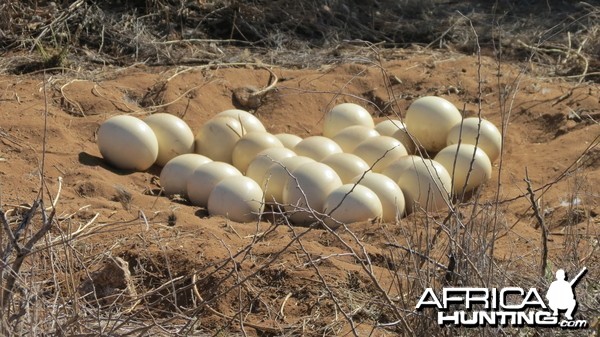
[0, 1, 598, 81]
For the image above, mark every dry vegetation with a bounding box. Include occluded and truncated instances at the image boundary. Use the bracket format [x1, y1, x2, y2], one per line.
[1, 1, 599, 336]
[1, 0, 599, 78]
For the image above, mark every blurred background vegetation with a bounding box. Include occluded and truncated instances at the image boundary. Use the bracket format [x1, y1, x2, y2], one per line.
[0, 0, 598, 80]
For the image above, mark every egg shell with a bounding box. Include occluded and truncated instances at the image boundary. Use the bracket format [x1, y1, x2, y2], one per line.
[382, 155, 423, 182]
[352, 136, 408, 172]
[293, 136, 342, 161]
[323, 103, 375, 137]
[187, 161, 242, 207]
[321, 153, 370, 184]
[351, 172, 406, 222]
[232, 132, 284, 173]
[143, 113, 195, 166]
[194, 116, 244, 163]
[246, 147, 296, 184]
[386, 156, 452, 213]
[434, 144, 492, 195]
[446, 117, 502, 162]
[323, 184, 382, 228]
[262, 156, 315, 204]
[160, 154, 212, 197]
[275, 133, 303, 150]
[282, 162, 342, 225]
[405, 96, 462, 152]
[207, 176, 264, 223]
[97, 115, 159, 171]
[375, 119, 404, 136]
[331, 125, 380, 152]
[391, 126, 416, 154]
[216, 109, 266, 133]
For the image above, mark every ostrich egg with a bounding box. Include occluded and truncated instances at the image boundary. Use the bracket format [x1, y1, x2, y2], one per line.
[321, 153, 370, 184]
[143, 113, 194, 166]
[375, 119, 404, 136]
[275, 133, 303, 150]
[331, 125, 380, 153]
[385, 156, 452, 213]
[232, 132, 284, 173]
[187, 161, 242, 207]
[434, 144, 492, 195]
[293, 136, 342, 161]
[323, 184, 382, 228]
[405, 96, 462, 152]
[160, 154, 212, 197]
[97, 115, 159, 171]
[282, 162, 342, 225]
[194, 116, 245, 163]
[351, 172, 406, 222]
[262, 156, 315, 204]
[216, 109, 266, 133]
[323, 103, 375, 137]
[446, 117, 502, 162]
[246, 147, 296, 184]
[207, 176, 264, 223]
[391, 126, 416, 154]
[352, 136, 408, 172]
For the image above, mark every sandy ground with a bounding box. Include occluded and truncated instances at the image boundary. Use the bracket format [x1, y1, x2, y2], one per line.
[0, 49, 598, 335]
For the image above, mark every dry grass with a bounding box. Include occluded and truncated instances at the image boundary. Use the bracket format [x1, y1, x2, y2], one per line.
[0, 1, 598, 82]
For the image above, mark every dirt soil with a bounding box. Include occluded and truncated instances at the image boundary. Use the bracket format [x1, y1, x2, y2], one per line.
[0, 48, 599, 335]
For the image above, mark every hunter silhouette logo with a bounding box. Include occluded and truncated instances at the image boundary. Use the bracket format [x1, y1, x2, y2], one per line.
[546, 267, 587, 321]
[415, 267, 589, 329]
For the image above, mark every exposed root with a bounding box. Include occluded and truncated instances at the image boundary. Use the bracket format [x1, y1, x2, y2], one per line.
[232, 66, 278, 110]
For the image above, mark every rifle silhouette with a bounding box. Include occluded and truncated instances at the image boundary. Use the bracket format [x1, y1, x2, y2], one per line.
[569, 267, 587, 287]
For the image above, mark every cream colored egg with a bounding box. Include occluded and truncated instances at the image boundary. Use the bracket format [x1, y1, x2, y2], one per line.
[321, 153, 370, 184]
[246, 147, 296, 184]
[391, 126, 416, 154]
[293, 136, 342, 161]
[381, 155, 422, 182]
[388, 156, 452, 213]
[160, 154, 212, 197]
[323, 184, 382, 228]
[187, 162, 242, 207]
[351, 172, 406, 222]
[282, 162, 342, 225]
[262, 156, 314, 204]
[434, 144, 492, 195]
[97, 115, 159, 171]
[375, 119, 404, 136]
[232, 132, 284, 173]
[405, 96, 462, 152]
[216, 109, 266, 133]
[352, 136, 408, 172]
[323, 103, 375, 137]
[207, 176, 264, 223]
[446, 117, 502, 162]
[194, 117, 244, 163]
[143, 113, 195, 166]
[331, 125, 380, 152]
[275, 133, 303, 150]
